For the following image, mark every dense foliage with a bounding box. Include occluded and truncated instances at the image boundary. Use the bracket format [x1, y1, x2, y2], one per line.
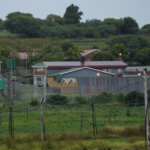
[0, 4, 150, 66]
[93, 91, 146, 107]
[0, 4, 141, 38]
[46, 94, 68, 105]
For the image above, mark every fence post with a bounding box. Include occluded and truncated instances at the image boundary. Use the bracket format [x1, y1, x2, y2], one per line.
[108, 107, 112, 126]
[58, 109, 61, 124]
[40, 97, 45, 141]
[80, 112, 83, 131]
[26, 104, 28, 121]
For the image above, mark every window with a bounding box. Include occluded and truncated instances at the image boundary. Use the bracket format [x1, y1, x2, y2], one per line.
[118, 68, 122, 73]
[37, 68, 43, 72]
[37, 77, 43, 84]
[108, 69, 112, 73]
[103, 69, 107, 72]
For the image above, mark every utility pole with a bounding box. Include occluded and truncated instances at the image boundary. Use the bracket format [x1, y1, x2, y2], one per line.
[7, 59, 15, 139]
[143, 69, 150, 150]
[40, 97, 45, 141]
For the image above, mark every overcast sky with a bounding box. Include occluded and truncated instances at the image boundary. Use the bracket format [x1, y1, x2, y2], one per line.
[0, 0, 150, 27]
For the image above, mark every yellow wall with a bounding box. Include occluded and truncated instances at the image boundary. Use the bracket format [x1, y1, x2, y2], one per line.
[47, 77, 60, 87]
[47, 77, 77, 94]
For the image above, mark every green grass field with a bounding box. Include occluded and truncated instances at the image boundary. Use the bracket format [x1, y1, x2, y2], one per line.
[0, 99, 146, 150]
[0, 101, 145, 134]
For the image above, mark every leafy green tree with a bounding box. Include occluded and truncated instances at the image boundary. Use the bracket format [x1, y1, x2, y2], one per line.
[41, 44, 64, 61]
[128, 49, 138, 65]
[64, 47, 81, 61]
[134, 48, 150, 65]
[15, 15, 40, 37]
[4, 12, 32, 33]
[121, 17, 139, 34]
[0, 46, 18, 68]
[46, 14, 64, 26]
[85, 19, 102, 27]
[92, 51, 114, 61]
[28, 44, 64, 66]
[61, 42, 74, 52]
[63, 4, 83, 24]
[142, 24, 150, 29]
[4, 12, 40, 37]
[110, 43, 129, 61]
[61, 42, 81, 60]
[103, 18, 124, 34]
[0, 19, 4, 30]
[141, 24, 150, 35]
[28, 54, 41, 67]
[97, 24, 117, 37]
[108, 35, 150, 50]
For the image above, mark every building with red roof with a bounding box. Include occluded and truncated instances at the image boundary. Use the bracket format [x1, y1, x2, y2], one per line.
[80, 49, 100, 60]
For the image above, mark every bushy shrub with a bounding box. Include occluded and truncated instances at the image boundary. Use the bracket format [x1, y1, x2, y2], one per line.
[46, 94, 68, 105]
[75, 95, 87, 105]
[124, 91, 144, 107]
[121, 125, 145, 137]
[116, 93, 125, 104]
[5, 136, 16, 149]
[29, 99, 40, 106]
[94, 92, 115, 103]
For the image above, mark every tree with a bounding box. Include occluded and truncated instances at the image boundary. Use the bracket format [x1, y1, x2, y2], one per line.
[61, 42, 81, 60]
[4, 12, 32, 33]
[134, 48, 150, 65]
[85, 19, 102, 27]
[4, 12, 40, 37]
[61, 41, 74, 52]
[64, 47, 81, 61]
[97, 24, 117, 37]
[141, 24, 150, 35]
[41, 44, 64, 61]
[108, 35, 150, 50]
[103, 18, 124, 34]
[63, 4, 83, 24]
[0, 19, 4, 30]
[121, 17, 139, 34]
[92, 51, 114, 61]
[15, 15, 40, 37]
[128, 49, 138, 65]
[110, 43, 129, 61]
[46, 14, 64, 26]
[0, 46, 18, 68]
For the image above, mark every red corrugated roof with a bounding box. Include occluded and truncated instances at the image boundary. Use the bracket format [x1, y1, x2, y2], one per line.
[43, 61, 127, 69]
[18, 52, 38, 60]
[81, 49, 100, 56]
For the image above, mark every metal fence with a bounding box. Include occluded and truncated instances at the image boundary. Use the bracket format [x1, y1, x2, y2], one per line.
[10, 76, 148, 102]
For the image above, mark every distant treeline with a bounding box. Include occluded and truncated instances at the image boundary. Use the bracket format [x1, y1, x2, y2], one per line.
[0, 4, 150, 38]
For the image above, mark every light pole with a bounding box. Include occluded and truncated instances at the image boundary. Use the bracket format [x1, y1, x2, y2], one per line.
[25, 54, 28, 76]
[143, 69, 150, 150]
[0, 61, 2, 76]
[118, 52, 122, 61]
[138, 69, 150, 150]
